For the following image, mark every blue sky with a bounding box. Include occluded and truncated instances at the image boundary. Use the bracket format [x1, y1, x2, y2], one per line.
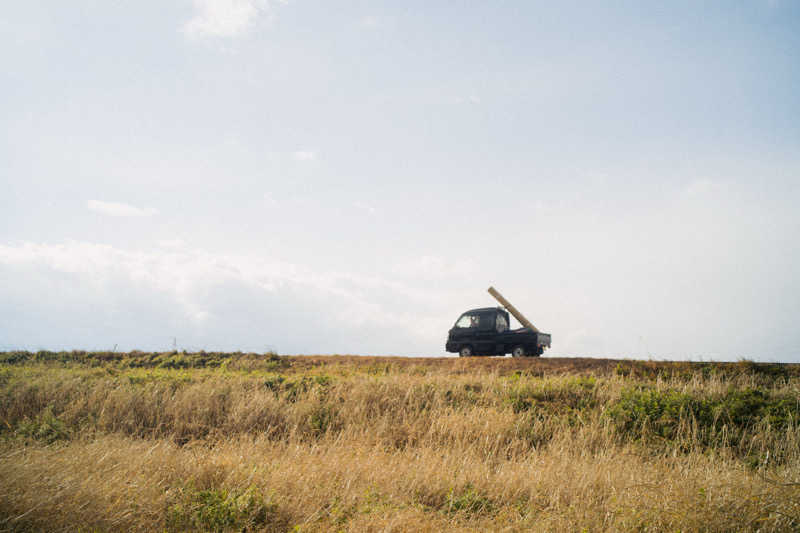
[1, 1, 799, 360]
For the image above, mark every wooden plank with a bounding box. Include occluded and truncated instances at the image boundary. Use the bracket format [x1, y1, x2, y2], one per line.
[487, 286, 540, 333]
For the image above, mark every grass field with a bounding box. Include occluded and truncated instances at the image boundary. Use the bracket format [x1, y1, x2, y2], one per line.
[0, 351, 798, 531]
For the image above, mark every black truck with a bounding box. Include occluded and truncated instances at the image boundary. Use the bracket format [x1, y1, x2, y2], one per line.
[445, 287, 552, 357]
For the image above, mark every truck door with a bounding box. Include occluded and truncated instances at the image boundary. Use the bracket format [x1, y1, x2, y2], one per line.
[474, 312, 498, 355]
[451, 312, 479, 349]
[494, 313, 509, 354]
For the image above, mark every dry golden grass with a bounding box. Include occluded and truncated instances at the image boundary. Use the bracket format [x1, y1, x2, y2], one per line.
[2, 435, 798, 532]
[0, 353, 798, 531]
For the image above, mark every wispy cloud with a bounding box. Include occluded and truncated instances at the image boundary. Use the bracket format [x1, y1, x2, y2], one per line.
[157, 239, 187, 249]
[390, 255, 477, 282]
[359, 15, 394, 30]
[454, 94, 481, 105]
[87, 200, 158, 217]
[0, 241, 444, 354]
[353, 201, 376, 215]
[684, 179, 719, 197]
[263, 192, 278, 206]
[360, 15, 383, 29]
[292, 150, 316, 161]
[182, 0, 274, 39]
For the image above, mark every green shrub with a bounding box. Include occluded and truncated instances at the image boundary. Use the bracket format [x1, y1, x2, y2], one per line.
[445, 484, 494, 516]
[0, 351, 29, 364]
[506, 377, 597, 414]
[0, 350, 288, 371]
[166, 485, 282, 532]
[736, 359, 789, 380]
[16, 407, 70, 444]
[507, 389, 535, 413]
[313, 374, 333, 387]
[718, 388, 797, 429]
[607, 387, 799, 445]
[607, 388, 710, 440]
[262, 375, 286, 391]
[309, 404, 338, 435]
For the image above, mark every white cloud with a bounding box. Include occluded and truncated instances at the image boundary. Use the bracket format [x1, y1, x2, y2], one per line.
[0, 241, 447, 354]
[291, 150, 316, 161]
[360, 16, 380, 28]
[157, 239, 187, 249]
[360, 15, 393, 30]
[87, 200, 158, 217]
[454, 95, 481, 105]
[353, 201, 376, 215]
[685, 179, 723, 197]
[182, 0, 271, 39]
[391, 255, 477, 282]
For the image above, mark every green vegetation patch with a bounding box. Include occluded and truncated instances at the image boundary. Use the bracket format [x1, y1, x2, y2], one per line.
[607, 386, 799, 442]
[412, 483, 497, 517]
[445, 484, 495, 516]
[614, 358, 795, 385]
[308, 404, 339, 435]
[166, 484, 286, 532]
[283, 374, 335, 402]
[506, 376, 598, 414]
[15, 406, 71, 444]
[323, 490, 398, 526]
[0, 350, 290, 371]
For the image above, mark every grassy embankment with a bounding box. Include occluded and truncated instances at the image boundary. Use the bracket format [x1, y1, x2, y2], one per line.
[0, 351, 798, 531]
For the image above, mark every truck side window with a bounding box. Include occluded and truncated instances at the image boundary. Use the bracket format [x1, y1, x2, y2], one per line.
[496, 314, 508, 333]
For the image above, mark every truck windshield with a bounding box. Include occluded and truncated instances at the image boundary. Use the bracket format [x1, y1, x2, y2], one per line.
[455, 314, 478, 328]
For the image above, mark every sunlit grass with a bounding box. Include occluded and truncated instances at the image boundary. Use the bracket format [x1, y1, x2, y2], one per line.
[0, 353, 798, 531]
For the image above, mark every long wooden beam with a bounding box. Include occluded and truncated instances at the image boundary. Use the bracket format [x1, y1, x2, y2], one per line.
[487, 286, 539, 333]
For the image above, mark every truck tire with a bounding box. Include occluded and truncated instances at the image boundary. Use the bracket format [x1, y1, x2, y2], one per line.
[511, 345, 526, 358]
[459, 346, 473, 357]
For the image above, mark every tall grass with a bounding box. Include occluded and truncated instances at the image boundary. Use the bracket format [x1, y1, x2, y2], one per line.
[0, 353, 798, 531]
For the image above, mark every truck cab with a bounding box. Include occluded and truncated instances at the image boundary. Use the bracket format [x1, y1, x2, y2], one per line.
[445, 307, 551, 357]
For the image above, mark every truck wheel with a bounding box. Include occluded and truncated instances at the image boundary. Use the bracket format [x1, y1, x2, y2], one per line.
[459, 346, 473, 357]
[511, 345, 526, 358]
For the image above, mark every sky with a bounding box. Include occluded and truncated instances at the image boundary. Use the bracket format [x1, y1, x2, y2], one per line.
[1, 1, 799, 361]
